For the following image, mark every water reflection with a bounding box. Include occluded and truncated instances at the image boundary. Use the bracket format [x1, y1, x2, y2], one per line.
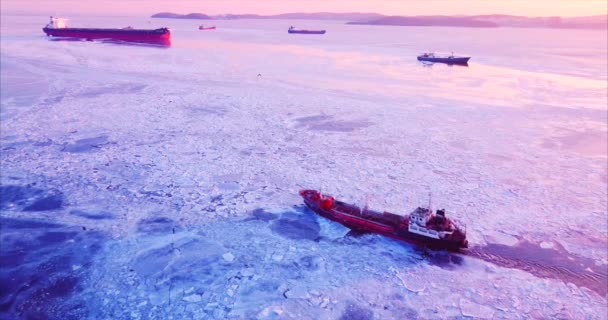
[48, 37, 171, 48]
[101, 38, 171, 48]
[0, 217, 106, 319]
[419, 61, 469, 67]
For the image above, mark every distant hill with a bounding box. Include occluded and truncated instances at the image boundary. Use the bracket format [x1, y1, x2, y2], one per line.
[477, 14, 608, 29]
[151, 12, 608, 30]
[152, 12, 384, 21]
[152, 12, 211, 20]
[348, 14, 608, 29]
[264, 12, 384, 21]
[347, 16, 498, 28]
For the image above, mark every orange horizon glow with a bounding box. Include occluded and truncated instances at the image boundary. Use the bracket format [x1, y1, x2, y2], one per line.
[2, 0, 607, 17]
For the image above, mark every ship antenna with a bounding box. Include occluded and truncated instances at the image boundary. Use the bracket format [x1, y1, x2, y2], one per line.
[359, 195, 368, 215]
[428, 192, 432, 211]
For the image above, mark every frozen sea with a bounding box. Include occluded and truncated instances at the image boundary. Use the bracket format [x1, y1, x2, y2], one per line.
[1, 15, 607, 319]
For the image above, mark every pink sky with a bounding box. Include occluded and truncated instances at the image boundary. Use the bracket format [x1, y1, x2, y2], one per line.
[2, 0, 607, 17]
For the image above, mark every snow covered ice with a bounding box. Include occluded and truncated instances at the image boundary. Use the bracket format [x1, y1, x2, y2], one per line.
[1, 15, 607, 319]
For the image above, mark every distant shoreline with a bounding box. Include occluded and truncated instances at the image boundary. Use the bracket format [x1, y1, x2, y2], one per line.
[151, 12, 383, 21]
[151, 12, 608, 30]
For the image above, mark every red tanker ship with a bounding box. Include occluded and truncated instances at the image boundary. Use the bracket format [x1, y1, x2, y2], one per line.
[42, 17, 170, 44]
[300, 189, 468, 250]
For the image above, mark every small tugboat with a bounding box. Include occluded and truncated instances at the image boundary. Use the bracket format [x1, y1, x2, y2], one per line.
[300, 189, 468, 250]
[199, 25, 216, 30]
[288, 26, 326, 34]
[42, 17, 171, 44]
[417, 52, 470, 65]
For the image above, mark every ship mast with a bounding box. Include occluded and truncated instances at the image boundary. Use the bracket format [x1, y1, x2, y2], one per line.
[428, 192, 432, 212]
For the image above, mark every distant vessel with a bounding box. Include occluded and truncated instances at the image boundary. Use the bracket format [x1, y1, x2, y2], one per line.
[417, 52, 470, 65]
[199, 25, 216, 30]
[288, 26, 326, 34]
[300, 189, 468, 250]
[42, 17, 171, 44]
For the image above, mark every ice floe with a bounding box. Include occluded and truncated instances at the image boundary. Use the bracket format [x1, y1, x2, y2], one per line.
[1, 15, 606, 320]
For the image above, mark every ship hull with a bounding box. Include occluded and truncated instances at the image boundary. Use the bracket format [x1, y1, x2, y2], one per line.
[301, 191, 467, 251]
[417, 56, 470, 65]
[288, 30, 326, 34]
[42, 27, 171, 43]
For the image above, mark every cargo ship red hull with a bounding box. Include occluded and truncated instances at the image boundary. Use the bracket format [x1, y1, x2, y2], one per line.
[300, 189, 468, 250]
[43, 27, 171, 44]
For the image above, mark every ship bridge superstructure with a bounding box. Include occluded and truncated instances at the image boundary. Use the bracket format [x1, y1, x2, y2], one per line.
[408, 207, 465, 240]
[46, 17, 68, 29]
